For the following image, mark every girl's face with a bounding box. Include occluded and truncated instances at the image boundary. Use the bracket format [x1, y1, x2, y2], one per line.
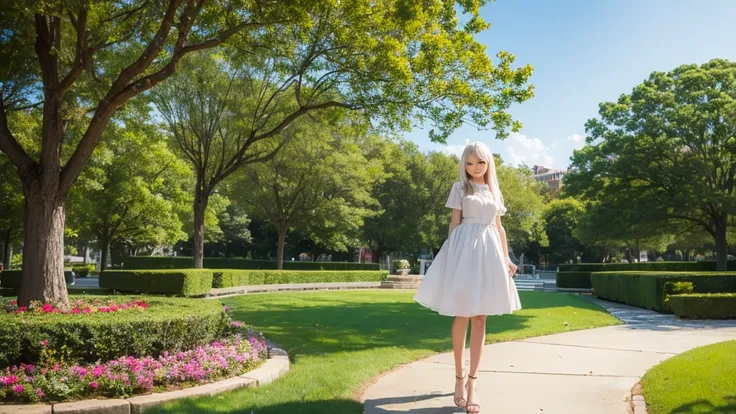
[465, 153, 488, 180]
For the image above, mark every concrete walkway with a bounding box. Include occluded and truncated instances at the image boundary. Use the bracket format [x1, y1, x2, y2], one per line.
[361, 297, 736, 414]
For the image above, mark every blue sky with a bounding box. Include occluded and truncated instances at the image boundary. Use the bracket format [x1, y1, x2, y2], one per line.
[404, 0, 736, 170]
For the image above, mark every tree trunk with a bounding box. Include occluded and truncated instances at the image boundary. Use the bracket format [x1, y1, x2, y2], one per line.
[192, 187, 209, 269]
[276, 226, 287, 270]
[18, 190, 68, 308]
[99, 236, 110, 272]
[714, 220, 728, 271]
[2, 230, 10, 265]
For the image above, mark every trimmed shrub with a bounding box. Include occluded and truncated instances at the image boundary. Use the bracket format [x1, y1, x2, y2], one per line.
[72, 264, 96, 277]
[668, 293, 736, 319]
[0, 270, 21, 288]
[590, 271, 736, 312]
[123, 255, 380, 271]
[212, 269, 389, 288]
[99, 270, 213, 297]
[558, 261, 736, 272]
[0, 296, 230, 367]
[556, 271, 593, 288]
[0, 270, 75, 288]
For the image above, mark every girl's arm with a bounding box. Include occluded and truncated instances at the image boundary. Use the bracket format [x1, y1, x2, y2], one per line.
[496, 215, 517, 276]
[449, 208, 462, 237]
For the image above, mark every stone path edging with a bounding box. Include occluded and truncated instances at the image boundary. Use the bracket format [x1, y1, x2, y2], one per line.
[0, 344, 290, 414]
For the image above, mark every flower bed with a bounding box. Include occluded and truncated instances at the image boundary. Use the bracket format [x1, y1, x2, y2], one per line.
[0, 296, 269, 404]
[3, 298, 148, 315]
[0, 325, 267, 403]
[0, 296, 231, 369]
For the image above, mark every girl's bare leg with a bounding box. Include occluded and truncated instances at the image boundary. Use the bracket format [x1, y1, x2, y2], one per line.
[452, 316, 469, 406]
[466, 315, 487, 411]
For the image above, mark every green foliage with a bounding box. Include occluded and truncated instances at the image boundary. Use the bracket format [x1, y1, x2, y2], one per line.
[566, 59, 736, 270]
[556, 271, 593, 289]
[225, 114, 378, 263]
[71, 265, 95, 278]
[67, 120, 190, 260]
[123, 256, 380, 271]
[212, 270, 389, 288]
[590, 271, 736, 312]
[496, 160, 548, 252]
[0, 297, 230, 367]
[667, 294, 736, 319]
[99, 271, 213, 297]
[543, 198, 585, 263]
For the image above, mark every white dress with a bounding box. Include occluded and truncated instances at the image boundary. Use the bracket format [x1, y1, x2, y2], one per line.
[413, 181, 522, 317]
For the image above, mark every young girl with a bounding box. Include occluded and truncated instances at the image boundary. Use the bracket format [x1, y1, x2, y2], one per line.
[414, 141, 522, 413]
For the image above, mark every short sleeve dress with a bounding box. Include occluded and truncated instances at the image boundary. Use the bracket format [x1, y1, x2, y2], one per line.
[413, 181, 522, 317]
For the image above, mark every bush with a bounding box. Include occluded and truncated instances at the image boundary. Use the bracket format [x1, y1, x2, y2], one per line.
[0, 296, 231, 367]
[123, 255, 380, 271]
[668, 294, 736, 319]
[72, 264, 96, 277]
[99, 270, 213, 297]
[0, 270, 21, 288]
[212, 269, 389, 288]
[556, 271, 593, 289]
[558, 260, 736, 272]
[590, 271, 736, 312]
[0, 270, 75, 288]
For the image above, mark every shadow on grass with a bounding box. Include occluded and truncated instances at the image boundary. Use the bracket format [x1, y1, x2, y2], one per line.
[670, 396, 736, 413]
[229, 291, 611, 359]
[149, 397, 365, 414]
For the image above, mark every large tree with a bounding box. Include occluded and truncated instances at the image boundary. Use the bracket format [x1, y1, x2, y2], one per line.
[152, 2, 533, 268]
[565, 59, 736, 270]
[67, 121, 190, 271]
[0, 0, 293, 306]
[225, 115, 376, 269]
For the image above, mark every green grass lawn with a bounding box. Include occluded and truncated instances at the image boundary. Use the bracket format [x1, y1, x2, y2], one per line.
[642, 340, 736, 414]
[149, 290, 622, 413]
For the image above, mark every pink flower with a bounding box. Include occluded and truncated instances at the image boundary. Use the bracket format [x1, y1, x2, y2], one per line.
[83, 307, 92, 314]
[223, 305, 230, 312]
[13, 384, 23, 393]
[41, 303, 55, 313]
[72, 307, 81, 314]
[110, 304, 119, 312]
[231, 321, 243, 328]
[41, 340, 48, 347]
[9, 300, 17, 306]
[90, 381, 98, 389]
[35, 388, 44, 397]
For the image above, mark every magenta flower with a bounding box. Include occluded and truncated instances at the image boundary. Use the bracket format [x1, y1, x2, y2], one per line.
[13, 384, 24, 393]
[90, 381, 98, 389]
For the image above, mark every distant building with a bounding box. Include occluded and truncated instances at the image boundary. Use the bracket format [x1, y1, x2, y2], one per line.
[532, 165, 567, 191]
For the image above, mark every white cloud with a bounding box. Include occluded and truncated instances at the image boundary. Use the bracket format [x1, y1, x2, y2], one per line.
[505, 133, 554, 167]
[439, 139, 470, 158]
[568, 133, 586, 150]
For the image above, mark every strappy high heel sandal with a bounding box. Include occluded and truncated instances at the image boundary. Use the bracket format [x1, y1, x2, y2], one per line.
[465, 374, 480, 413]
[454, 373, 467, 408]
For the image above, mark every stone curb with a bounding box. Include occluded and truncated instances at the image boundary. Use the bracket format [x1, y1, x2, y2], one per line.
[630, 381, 648, 414]
[0, 346, 289, 414]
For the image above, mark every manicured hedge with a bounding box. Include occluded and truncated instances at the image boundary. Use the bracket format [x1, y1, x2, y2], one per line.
[555, 271, 593, 288]
[72, 264, 96, 277]
[1, 270, 76, 288]
[558, 261, 736, 272]
[590, 271, 736, 312]
[0, 270, 21, 288]
[212, 269, 389, 288]
[0, 296, 230, 367]
[556, 261, 736, 289]
[99, 270, 213, 297]
[668, 293, 736, 319]
[123, 255, 380, 271]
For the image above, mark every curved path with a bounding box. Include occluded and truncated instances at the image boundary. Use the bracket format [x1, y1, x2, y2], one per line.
[361, 298, 736, 414]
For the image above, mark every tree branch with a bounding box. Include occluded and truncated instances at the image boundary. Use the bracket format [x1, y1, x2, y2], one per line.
[0, 95, 36, 178]
[58, 8, 88, 95]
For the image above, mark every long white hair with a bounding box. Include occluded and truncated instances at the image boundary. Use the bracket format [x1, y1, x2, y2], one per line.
[459, 142, 507, 216]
